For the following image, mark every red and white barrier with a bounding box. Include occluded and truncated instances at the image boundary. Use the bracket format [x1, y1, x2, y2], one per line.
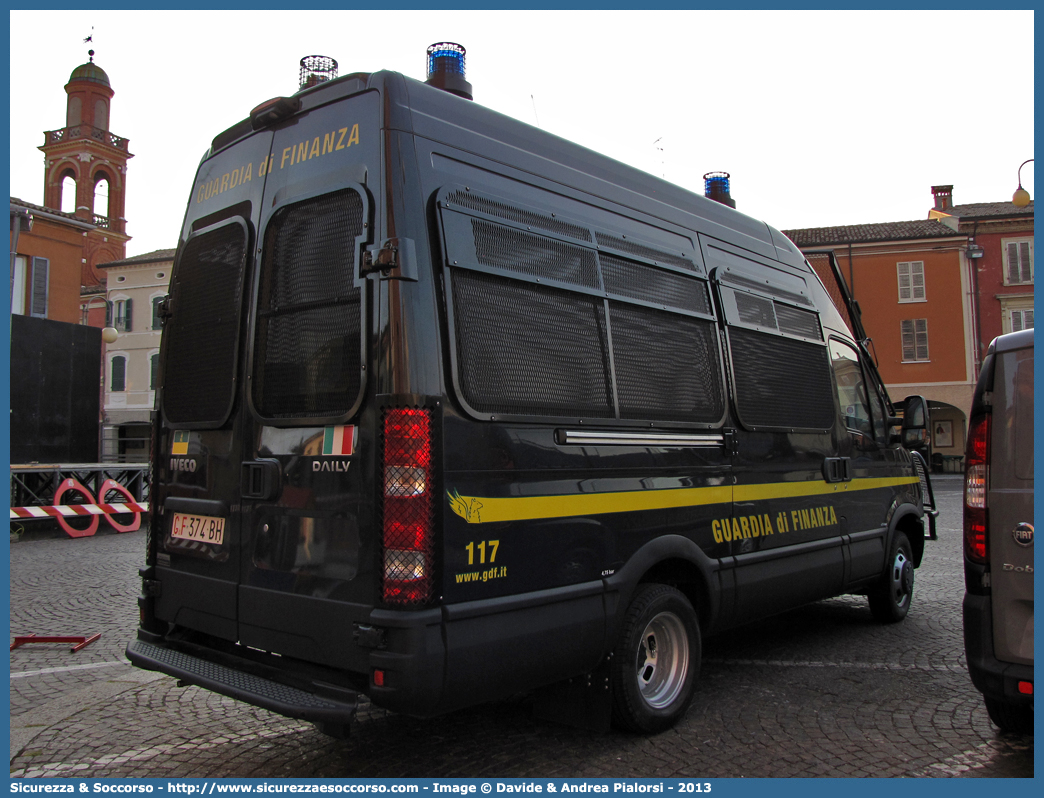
[9, 501, 149, 520]
[10, 476, 148, 537]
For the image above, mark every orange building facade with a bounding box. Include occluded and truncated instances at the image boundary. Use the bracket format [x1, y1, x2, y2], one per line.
[10, 200, 95, 324]
[784, 219, 974, 465]
[928, 185, 1033, 367]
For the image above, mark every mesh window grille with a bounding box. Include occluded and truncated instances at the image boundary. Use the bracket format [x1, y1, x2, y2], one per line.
[472, 219, 600, 288]
[446, 200, 729, 423]
[595, 232, 696, 272]
[162, 223, 248, 426]
[601, 254, 711, 314]
[447, 191, 593, 242]
[774, 303, 822, 340]
[735, 291, 776, 329]
[610, 303, 724, 422]
[729, 328, 835, 430]
[451, 271, 615, 418]
[252, 189, 365, 419]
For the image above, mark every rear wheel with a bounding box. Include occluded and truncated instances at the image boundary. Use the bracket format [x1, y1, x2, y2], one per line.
[868, 531, 914, 623]
[611, 584, 700, 733]
[984, 696, 1034, 735]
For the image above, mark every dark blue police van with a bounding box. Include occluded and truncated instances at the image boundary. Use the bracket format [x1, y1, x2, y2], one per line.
[128, 45, 937, 736]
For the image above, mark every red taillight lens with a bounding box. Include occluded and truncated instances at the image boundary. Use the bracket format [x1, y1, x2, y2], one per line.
[381, 408, 435, 605]
[963, 412, 990, 564]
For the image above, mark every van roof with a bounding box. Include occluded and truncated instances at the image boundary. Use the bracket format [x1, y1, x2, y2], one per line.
[210, 68, 806, 271]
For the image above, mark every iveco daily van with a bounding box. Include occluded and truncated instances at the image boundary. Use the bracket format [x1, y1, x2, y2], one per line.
[128, 44, 937, 735]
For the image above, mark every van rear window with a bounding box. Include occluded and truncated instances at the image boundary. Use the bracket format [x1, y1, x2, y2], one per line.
[162, 220, 248, 427]
[251, 189, 365, 420]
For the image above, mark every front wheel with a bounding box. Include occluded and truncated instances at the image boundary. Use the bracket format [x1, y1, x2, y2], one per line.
[611, 584, 700, 733]
[868, 531, 914, 623]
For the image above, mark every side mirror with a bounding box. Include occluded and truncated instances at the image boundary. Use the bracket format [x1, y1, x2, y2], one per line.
[901, 395, 931, 450]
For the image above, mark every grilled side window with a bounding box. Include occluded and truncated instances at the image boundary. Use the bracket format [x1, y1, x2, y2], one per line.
[440, 187, 724, 425]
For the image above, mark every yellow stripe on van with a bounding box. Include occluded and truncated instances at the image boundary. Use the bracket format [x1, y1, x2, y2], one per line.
[446, 476, 918, 525]
[734, 476, 919, 503]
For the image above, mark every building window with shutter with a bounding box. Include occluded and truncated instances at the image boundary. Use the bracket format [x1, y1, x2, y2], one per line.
[113, 298, 133, 332]
[150, 353, 159, 389]
[111, 355, 127, 392]
[1011, 309, 1034, 332]
[1002, 238, 1033, 285]
[897, 261, 926, 302]
[29, 257, 49, 318]
[901, 319, 929, 362]
[12, 256, 27, 316]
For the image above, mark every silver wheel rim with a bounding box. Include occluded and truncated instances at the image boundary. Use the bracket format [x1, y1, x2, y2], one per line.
[889, 547, 912, 609]
[635, 610, 689, 709]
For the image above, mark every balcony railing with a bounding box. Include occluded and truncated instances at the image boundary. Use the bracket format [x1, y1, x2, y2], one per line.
[44, 125, 129, 152]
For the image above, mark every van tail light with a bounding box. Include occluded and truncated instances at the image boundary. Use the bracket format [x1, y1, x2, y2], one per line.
[963, 411, 990, 564]
[381, 408, 435, 605]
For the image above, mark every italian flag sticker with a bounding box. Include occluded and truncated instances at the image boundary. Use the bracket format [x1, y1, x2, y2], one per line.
[322, 425, 357, 456]
[171, 430, 190, 455]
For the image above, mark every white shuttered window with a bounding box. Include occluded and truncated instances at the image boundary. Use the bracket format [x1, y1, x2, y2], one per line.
[897, 261, 925, 302]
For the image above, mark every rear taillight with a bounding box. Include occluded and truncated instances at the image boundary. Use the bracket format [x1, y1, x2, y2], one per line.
[381, 408, 435, 605]
[963, 412, 990, 564]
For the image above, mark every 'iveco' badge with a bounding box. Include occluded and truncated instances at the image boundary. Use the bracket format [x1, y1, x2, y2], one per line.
[1013, 522, 1034, 547]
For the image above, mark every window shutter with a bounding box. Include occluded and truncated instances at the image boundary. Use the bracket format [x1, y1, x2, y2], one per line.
[914, 318, 929, 360]
[1019, 242, 1032, 283]
[1008, 243, 1022, 283]
[901, 319, 914, 360]
[150, 354, 159, 389]
[124, 298, 133, 332]
[152, 296, 163, 329]
[105, 300, 112, 326]
[1026, 309, 1034, 328]
[29, 257, 49, 318]
[111, 356, 126, 392]
[897, 263, 911, 300]
[911, 265, 925, 299]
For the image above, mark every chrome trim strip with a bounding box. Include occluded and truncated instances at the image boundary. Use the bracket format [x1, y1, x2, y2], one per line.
[560, 431, 724, 447]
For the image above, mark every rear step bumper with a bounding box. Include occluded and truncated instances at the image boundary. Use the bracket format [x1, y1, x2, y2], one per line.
[126, 637, 358, 724]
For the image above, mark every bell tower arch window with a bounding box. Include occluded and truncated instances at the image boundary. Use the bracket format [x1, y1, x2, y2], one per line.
[60, 169, 77, 214]
[93, 171, 111, 222]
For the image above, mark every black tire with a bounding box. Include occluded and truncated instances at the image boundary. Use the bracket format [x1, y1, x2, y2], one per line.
[868, 531, 914, 623]
[984, 696, 1034, 735]
[611, 583, 700, 734]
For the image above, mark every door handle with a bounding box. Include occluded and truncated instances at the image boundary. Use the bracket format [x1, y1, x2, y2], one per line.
[823, 457, 851, 483]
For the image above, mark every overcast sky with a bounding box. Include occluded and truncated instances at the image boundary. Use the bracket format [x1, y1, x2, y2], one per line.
[9, 9, 1034, 258]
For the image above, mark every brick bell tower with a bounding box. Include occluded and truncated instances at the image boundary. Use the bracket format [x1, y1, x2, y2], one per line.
[39, 49, 133, 290]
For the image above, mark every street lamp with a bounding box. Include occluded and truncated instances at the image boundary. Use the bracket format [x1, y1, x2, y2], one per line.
[1012, 158, 1033, 207]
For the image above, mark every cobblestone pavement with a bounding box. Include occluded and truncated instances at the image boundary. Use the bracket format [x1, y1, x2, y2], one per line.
[9, 477, 1033, 778]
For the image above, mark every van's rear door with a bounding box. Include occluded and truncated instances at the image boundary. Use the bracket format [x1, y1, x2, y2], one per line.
[988, 334, 1034, 666]
[155, 126, 274, 644]
[237, 90, 380, 668]
[155, 89, 381, 670]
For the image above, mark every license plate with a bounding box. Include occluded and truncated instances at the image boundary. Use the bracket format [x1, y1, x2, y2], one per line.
[171, 512, 225, 545]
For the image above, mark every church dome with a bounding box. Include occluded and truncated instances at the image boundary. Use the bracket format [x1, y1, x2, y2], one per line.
[68, 61, 110, 87]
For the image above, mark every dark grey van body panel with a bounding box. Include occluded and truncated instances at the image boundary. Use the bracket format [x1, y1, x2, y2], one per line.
[130, 69, 929, 722]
